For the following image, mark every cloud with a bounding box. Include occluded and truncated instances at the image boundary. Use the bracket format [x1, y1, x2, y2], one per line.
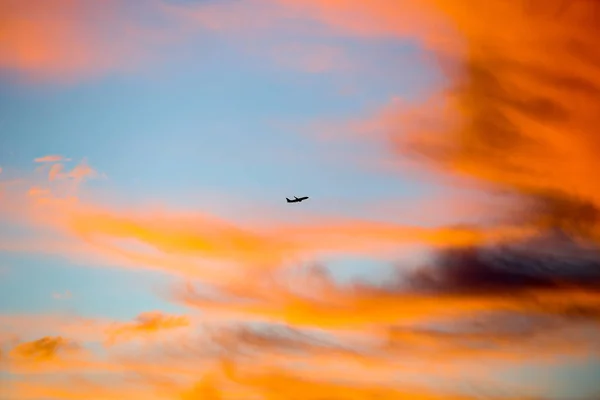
[48, 163, 64, 181]
[0, 0, 270, 83]
[64, 207, 532, 269]
[9, 336, 79, 363]
[67, 159, 97, 180]
[33, 155, 65, 163]
[406, 234, 600, 295]
[0, 0, 154, 82]
[106, 311, 190, 344]
[388, 1, 600, 209]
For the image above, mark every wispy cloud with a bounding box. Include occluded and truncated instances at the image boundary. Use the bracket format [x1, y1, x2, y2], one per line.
[48, 163, 63, 181]
[33, 155, 66, 163]
[106, 311, 190, 344]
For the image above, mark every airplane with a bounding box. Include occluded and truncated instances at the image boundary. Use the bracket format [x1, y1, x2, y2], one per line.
[286, 196, 309, 203]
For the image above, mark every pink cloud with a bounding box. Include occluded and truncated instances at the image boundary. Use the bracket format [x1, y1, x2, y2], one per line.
[48, 163, 64, 181]
[0, 0, 186, 82]
[34, 155, 65, 163]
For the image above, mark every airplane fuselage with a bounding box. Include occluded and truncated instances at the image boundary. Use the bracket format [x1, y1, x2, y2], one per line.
[286, 196, 309, 203]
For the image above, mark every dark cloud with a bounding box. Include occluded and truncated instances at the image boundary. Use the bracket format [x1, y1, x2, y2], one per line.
[405, 231, 600, 295]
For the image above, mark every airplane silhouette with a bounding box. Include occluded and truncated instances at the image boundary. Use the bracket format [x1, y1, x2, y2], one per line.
[286, 196, 309, 203]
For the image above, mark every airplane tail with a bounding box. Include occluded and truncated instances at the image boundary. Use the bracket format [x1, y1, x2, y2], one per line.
[286, 197, 292, 202]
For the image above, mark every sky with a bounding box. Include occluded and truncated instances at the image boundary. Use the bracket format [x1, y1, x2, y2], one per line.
[1, 0, 600, 399]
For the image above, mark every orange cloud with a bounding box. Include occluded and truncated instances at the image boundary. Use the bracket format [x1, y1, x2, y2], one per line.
[106, 311, 190, 344]
[33, 155, 65, 163]
[0, 0, 183, 82]
[9, 336, 78, 363]
[1, 0, 113, 80]
[64, 206, 535, 269]
[397, 0, 600, 207]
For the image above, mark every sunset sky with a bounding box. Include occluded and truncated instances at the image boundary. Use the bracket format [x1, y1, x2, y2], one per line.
[1, 1, 600, 399]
